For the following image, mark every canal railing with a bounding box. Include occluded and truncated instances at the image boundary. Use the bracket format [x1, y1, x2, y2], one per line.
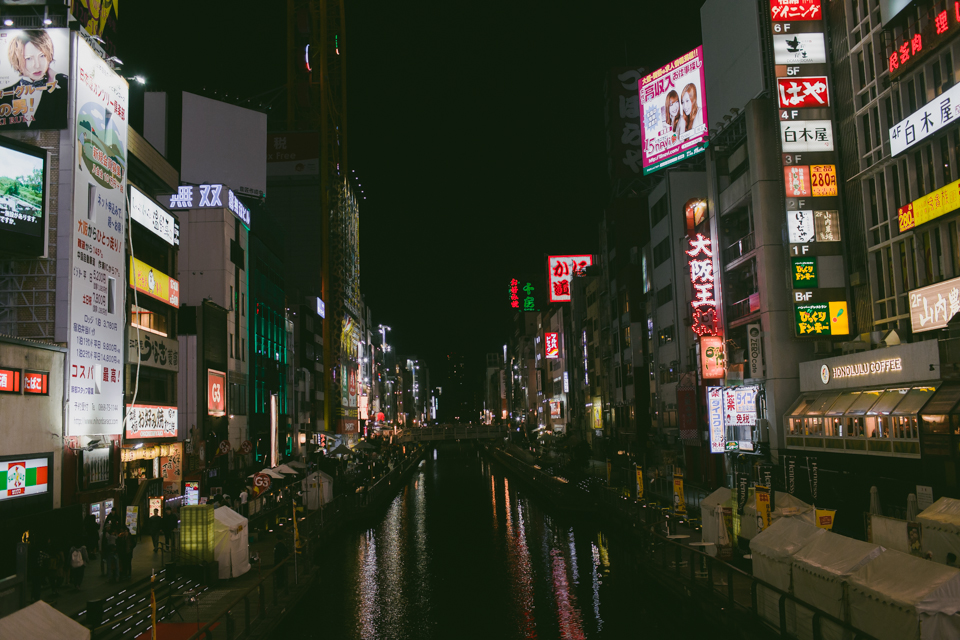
[397, 424, 508, 442]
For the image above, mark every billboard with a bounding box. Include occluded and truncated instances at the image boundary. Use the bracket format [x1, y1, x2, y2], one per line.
[639, 46, 708, 174]
[795, 302, 850, 336]
[128, 332, 179, 372]
[0, 456, 48, 501]
[909, 276, 960, 333]
[898, 178, 960, 233]
[707, 386, 724, 453]
[770, 0, 822, 21]
[0, 29, 70, 130]
[164, 183, 251, 227]
[544, 332, 560, 359]
[67, 35, 128, 436]
[547, 255, 592, 302]
[208, 369, 226, 416]
[129, 256, 180, 308]
[129, 185, 177, 246]
[71, 0, 118, 56]
[773, 33, 826, 64]
[125, 404, 178, 439]
[267, 131, 319, 177]
[0, 134, 46, 256]
[890, 82, 960, 156]
[700, 335, 725, 379]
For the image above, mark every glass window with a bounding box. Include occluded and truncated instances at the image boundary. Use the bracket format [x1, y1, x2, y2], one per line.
[130, 305, 168, 337]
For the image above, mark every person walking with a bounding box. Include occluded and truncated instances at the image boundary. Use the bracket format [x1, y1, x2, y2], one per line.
[148, 508, 163, 553]
[102, 527, 118, 582]
[67, 539, 89, 590]
[239, 488, 249, 517]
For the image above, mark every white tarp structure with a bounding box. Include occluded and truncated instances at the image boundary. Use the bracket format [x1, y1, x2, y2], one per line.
[869, 514, 910, 553]
[917, 497, 960, 564]
[751, 518, 826, 632]
[0, 600, 90, 640]
[214, 506, 251, 579]
[848, 548, 960, 640]
[701, 487, 732, 547]
[303, 471, 334, 510]
[791, 531, 884, 640]
[741, 490, 815, 541]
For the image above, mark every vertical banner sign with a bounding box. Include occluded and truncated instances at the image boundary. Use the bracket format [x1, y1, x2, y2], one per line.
[737, 472, 750, 515]
[673, 471, 687, 515]
[809, 457, 819, 501]
[707, 386, 725, 453]
[747, 324, 764, 378]
[68, 35, 129, 436]
[760, 465, 776, 512]
[636, 466, 644, 501]
[786, 456, 797, 495]
[755, 485, 772, 532]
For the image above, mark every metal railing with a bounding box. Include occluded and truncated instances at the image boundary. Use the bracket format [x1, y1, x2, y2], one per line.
[722, 232, 755, 263]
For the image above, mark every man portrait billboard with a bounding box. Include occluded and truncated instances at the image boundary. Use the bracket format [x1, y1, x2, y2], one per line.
[0, 29, 69, 130]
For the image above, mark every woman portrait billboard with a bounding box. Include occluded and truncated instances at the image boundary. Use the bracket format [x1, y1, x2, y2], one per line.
[0, 29, 69, 130]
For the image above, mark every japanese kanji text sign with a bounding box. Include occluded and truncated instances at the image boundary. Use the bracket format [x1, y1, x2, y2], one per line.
[0, 367, 20, 393]
[547, 255, 592, 302]
[509, 278, 520, 309]
[909, 275, 960, 333]
[700, 335, 725, 379]
[723, 386, 758, 428]
[890, 81, 960, 156]
[888, 3, 959, 80]
[687, 233, 719, 336]
[795, 302, 849, 336]
[792, 257, 818, 288]
[773, 33, 826, 64]
[777, 76, 829, 109]
[707, 386, 725, 453]
[780, 120, 834, 152]
[897, 177, 960, 233]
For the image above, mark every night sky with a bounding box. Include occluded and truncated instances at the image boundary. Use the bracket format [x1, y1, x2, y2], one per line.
[117, 0, 705, 377]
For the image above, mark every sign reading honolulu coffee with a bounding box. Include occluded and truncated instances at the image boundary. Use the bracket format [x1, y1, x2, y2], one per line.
[799, 341, 939, 392]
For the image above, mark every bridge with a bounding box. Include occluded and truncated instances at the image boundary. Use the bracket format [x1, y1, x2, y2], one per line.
[396, 424, 508, 442]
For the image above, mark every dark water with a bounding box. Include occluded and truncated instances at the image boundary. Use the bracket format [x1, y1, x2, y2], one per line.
[284, 443, 711, 640]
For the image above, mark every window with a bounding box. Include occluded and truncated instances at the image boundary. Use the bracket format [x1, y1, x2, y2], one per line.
[230, 285, 234, 310]
[621, 326, 631, 349]
[908, 80, 917, 113]
[130, 304, 169, 337]
[857, 51, 866, 88]
[892, 163, 902, 208]
[655, 285, 672, 307]
[658, 325, 675, 345]
[867, 42, 875, 82]
[242, 293, 245, 316]
[873, 107, 882, 149]
[242, 338, 245, 362]
[869, 178, 878, 226]
[230, 333, 234, 358]
[934, 60, 944, 96]
[651, 196, 668, 225]
[878, 172, 888, 221]
[653, 237, 671, 267]
[942, 135, 953, 185]
[915, 150, 926, 196]
[946, 51, 956, 89]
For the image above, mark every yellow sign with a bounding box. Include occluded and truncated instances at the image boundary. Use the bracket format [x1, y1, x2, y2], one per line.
[899, 178, 960, 232]
[636, 467, 644, 501]
[756, 485, 771, 531]
[129, 256, 180, 308]
[700, 335, 725, 379]
[810, 164, 837, 196]
[828, 301, 849, 334]
[815, 508, 836, 530]
[673, 473, 686, 515]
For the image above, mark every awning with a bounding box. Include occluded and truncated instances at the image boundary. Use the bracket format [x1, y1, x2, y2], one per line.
[891, 386, 937, 416]
[786, 394, 820, 417]
[806, 392, 841, 415]
[922, 384, 960, 415]
[825, 391, 860, 416]
[845, 390, 884, 415]
[866, 389, 910, 415]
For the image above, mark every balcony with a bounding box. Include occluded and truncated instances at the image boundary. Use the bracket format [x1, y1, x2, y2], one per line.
[722, 233, 755, 264]
[727, 293, 760, 322]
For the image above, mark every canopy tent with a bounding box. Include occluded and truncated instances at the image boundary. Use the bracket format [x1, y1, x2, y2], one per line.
[917, 497, 960, 565]
[354, 441, 376, 451]
[0, 600, 90, 640]
[274, 464, 303, 476]
[248, 468, 285, 480]
[750, 518, 826, 632]
[303, 471, 334, 509]
[286, 460, 307, 469]
[741, 490, 815, 541]
[791, 531, 884, 640]
[213, 506, 251, 579]
[700, 487, 732, 547]
[848, 548, 960, 640]
[331, 444, 353, 456]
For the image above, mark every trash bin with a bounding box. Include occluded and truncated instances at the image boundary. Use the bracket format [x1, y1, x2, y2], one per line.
[86, 598, 105, 628]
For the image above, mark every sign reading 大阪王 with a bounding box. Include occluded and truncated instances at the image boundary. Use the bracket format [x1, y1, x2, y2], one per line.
[68, 35, 128, 437]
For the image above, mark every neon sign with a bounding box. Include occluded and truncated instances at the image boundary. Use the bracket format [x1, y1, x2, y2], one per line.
[888, 4, 959, 80]
[686, 233, 718, 336]
[509, 278, 520, 309]
[545, 332, 560, 359]
[522, 282, 536, 311]
[548, 255, 592, 302]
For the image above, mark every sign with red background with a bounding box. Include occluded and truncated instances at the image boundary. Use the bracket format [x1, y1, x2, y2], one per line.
[770, 0, 822, 21]
[208, 369, 226, 416]
[0, 367, 20, 394]
[23, 370, 48, 395]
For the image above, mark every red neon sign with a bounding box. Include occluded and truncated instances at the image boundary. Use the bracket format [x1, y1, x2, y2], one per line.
[208, 369, 226, 417]
[777, 77, 829, 109]
[770, 0, 821, 21]
[888, 5, 958, 77]
[509, 278, 520, 309]
[0, 367, 20, 393]
[24, 370, 48, 395]
[545, 332, 560, 359]
[687, 234, 719, 336]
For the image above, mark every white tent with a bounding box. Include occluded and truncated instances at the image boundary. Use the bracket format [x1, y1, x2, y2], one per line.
[0, 600, 90, 640]
[848, 548, 960, 640]
[918, 497, 960, 564]
[274, 464, 302, 476]
[751, 517, 826, 632]
[248, 468, 285, 480]
[700, 487, 732, 547]
[791, 531, 884, 640]
[303, 471, 334, 509]
[214, 506, 252, 579]
[741, 490, 816, 541]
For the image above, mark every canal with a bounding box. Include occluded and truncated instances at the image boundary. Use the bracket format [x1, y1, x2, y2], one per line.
[282, 442, 711, 639]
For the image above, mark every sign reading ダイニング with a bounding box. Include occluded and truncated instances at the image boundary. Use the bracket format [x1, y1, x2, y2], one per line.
[68, 35, 128, 436]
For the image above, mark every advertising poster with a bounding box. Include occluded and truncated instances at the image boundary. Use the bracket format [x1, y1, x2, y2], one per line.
[796, 301, 849, 336]
[207, 369, 226, 416]
[0, 136, 46, 257]
[68, 35, 128, 437]
[907, 521, 923, 556]
[544, 332, 559, 358]
[267, 131, 319, 177]
[0, 457, 48, 500]
[125, 505, 138, 535]
[773, 33, 826, 64]
[673, 472, 686, 515]
[160, 442, 182, 497]
[128, 333, 179, 372]
[148, 496, 163, 517]
[815, 509, 836, 530]
[0, 29, 70, 130]
[81, 447, 110, 489]
[755, 485, 771, 532]
[639, 46, 708, 174]
[71, 0, 118, 56]
[129, 256, 180, 307]
[125, 404, 178, 439]
[184, 481, 199, 505]
[547, 255, 592, 302]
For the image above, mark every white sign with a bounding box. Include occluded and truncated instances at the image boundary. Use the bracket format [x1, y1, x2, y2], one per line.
[707, 386, 725, 453]
[125, 404, 178, 439]
[780, 120, 834, 152]
[165, 183, 251, 227]
[128, 333, 180, 372]
[788, 210, 815, 243]
[563, 371, 569, 393]
[129, 185, 177, 245]
[316, 296, 325, 318]
[773, 33, 826, 65]
[68, 35, 128, 436]
[547, 255, 592, 302]
[917, 485, 934, 510]
[909, 275, 960, 333]
[723, 386, 758, 428]
[889, 80, 960, 156]
[831, 357, 903, 380]
[747, 324, 764, 378]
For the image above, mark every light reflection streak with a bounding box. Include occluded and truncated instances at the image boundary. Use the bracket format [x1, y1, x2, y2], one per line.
[378, 495, 408, 638]
[491, 474, 498, 532]
[551, 545, 586, 640]
[591, 542, 603, 631]
[504, 478, 537, 638]
[568, 528, 579, 586]
[414, 470, 431, 633]
[356, 530, 379, 638]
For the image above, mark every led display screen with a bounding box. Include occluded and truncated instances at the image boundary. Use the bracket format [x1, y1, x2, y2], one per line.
[0, 134, 46, 256]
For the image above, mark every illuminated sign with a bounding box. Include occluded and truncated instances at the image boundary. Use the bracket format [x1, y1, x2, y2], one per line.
[23, 370, 48, 395]
[770, 0, 821, 21]
[207, 369, 226, 417]
[684, 198, 707, 234]
[164, 184, 251, 227]
[784, 166, 810, 198]
[0, 134, 49, 257]
[130, 185, 177, 246]
[831, 357, 903, 380]
[686, 233, 719, 336]
[128, 333, 180, 372]
[707, 386, 725, 453]
[777, 77, 829, 109]
[509, 278, 520, 309]
[792, 257, 818, 288]
[700, 335, 725, 379]
[548, 255, 592, 302]
[898, 178, 960, 233]
[549, 400, 561, 418]
[545, 332, 560, 359]
[125, 404, 178, 439]
[129, 256, 180, 308]
[780, 120, 834, 152]
[782, 167, 842, 201]
[724, 386, 758, 428]
[185, 481, 199, 505]
[909, 276, 960, 333]
[0, 367, 20, 393]
[773, 33, 826, 65]
[795, 301, 849, 336]
[522, 282, 536, 311]
[890, 81, 960, 156]
[0, 457, 48, 501]
[887, 3, 960, 80]
[316, 297, 325, 318]
[638, 46, 709, 175]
